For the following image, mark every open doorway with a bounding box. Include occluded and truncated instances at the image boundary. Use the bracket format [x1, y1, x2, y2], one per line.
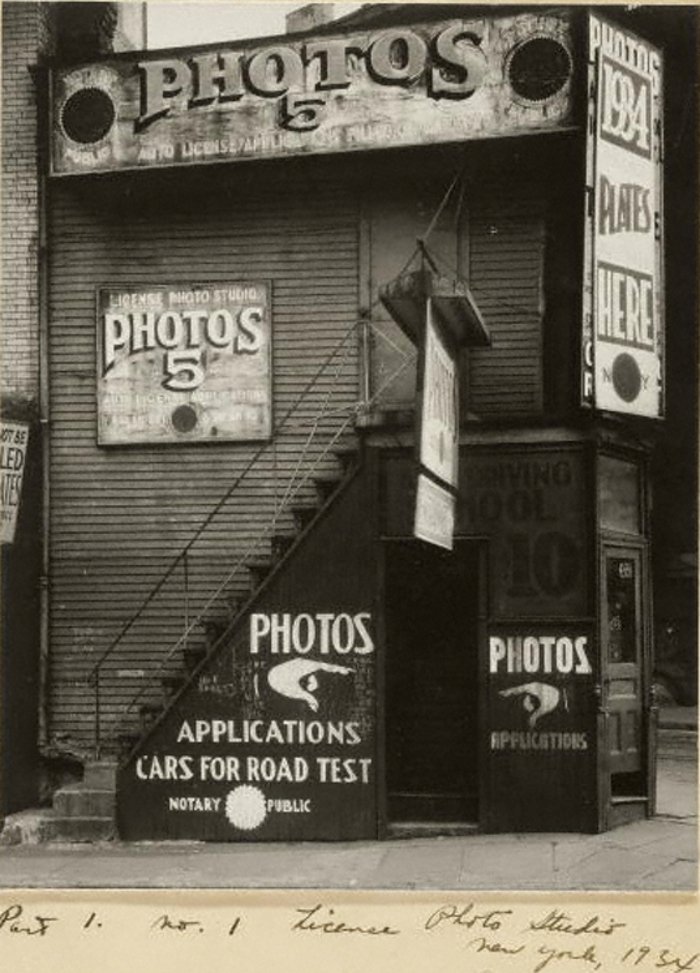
[384, 539, 480, 824]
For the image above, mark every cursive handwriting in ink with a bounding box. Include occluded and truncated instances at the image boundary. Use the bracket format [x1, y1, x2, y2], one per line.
[151, 914, 204, 933]
[534, 943, 602, 973]
[621, 947, 700, 972]
[467, 935, 526, 956]
[292, 904, 399, 936]
[425, 903, 513, 933]
[530, 909, 626, 937]
[0, 904, 58, 937]
[656, 949, 700, 972]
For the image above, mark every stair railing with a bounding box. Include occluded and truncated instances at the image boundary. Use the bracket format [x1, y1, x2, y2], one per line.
[87, 315, 417, 758]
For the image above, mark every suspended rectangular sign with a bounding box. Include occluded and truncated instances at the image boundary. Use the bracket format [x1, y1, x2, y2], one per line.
[97, 282, 272, 444]
[418, 298, 459, 488]
[582, 14, 664, 417]
[50, 11, 574, 176]
[0, 420, 29, 544]
[414, 473, 455, 551]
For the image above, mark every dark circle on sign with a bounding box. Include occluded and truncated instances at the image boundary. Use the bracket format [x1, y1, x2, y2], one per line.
[171, 405, 198, 434]
[612, 353, 642, 402]
[533, 532, 580, 597]
[507, 37, 572, 102]
[61, 87, 115, 144]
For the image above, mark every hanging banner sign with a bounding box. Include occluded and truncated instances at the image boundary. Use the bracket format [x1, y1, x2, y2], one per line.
[97, 282, 272, 445]
[50, 11, 574, 176]
[0, 421, 29, 544]
[418, 298, 459, 488]
[414, 473, 455, 551]
[582, 14, 664, 417]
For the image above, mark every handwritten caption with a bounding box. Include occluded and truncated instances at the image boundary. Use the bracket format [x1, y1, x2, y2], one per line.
[0, 900, 697, 972]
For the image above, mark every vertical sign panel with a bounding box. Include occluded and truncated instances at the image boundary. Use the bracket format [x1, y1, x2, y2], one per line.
[414, 473, 455, 552]
[97, 282, 272, 444]
[414, 298, 458, 550]
[485, 625, 597, 831]
[0, 421, 29, 544]
[583, 15, 664, 417]
[418, 299, 459, 488]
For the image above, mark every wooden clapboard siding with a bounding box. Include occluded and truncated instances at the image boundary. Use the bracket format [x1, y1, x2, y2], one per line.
[367, 157, 546, 416]
[47, 159, 360, 752]
[468, 176, 545, 415]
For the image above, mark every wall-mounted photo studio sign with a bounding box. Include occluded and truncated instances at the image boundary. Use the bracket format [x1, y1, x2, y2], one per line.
[582, 14, 664, 417]
[97, 283, 272, 444]
[484, 625, 597, 831]
[0, 421, 29, 544]
[50, 11, 574, 176]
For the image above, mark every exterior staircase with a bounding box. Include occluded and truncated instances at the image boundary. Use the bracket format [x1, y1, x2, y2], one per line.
[44, 760, 117, 842]
[0, 440, 363, 845]
[108, 442, 361, 762]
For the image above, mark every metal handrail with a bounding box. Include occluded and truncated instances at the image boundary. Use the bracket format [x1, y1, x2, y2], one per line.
[89, 316, 418, 757]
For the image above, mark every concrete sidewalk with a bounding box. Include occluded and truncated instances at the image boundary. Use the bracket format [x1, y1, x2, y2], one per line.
[0, 756, 695, 892]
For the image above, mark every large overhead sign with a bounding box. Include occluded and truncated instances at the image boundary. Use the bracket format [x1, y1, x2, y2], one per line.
[97, 282, 272, 444]
[51, 12, 574, 175]
[582, 14, 664, 417]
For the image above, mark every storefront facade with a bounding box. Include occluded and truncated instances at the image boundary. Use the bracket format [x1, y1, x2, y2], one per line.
[41, 5, 669, 838]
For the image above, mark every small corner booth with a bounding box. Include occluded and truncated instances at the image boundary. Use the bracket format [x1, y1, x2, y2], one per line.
[44, 5, 664, 840]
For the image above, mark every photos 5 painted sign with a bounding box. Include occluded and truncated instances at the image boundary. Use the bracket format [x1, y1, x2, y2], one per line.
[582, 14, 664, 417]
[97, 283, 272, 444]
[50, 12, 574, 175]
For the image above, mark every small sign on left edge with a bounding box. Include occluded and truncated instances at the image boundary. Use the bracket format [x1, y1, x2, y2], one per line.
[1, 420, 29, 544]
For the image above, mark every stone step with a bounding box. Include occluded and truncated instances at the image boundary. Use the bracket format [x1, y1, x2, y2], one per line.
[43, 816, 115, 843]
[139, 702, 163, 733]
[54, 786, 115, 819]
[161, 673, 186, 700]
[313, 473, 343, 503]
[83, 760, 118, 790]
[333, 443, 359, 473]
[247, 559, 273, 588]
[271, 532, 297, 561]
[291, 505, 318, 531]
[183, 645, 207, 673]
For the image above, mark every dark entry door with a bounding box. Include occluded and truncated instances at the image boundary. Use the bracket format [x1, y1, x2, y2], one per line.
[385, 540, 479, 822]
[603, 548, 644, 786]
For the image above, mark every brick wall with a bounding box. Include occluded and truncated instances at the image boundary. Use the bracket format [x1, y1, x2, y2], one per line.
[1, 2, 52, 411]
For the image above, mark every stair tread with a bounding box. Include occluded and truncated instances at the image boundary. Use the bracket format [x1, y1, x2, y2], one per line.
[58, 785, 115, 795]
[49, 815, 114, 824]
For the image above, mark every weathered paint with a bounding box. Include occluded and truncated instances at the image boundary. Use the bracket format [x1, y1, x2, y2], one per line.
[118, 463, 378, 841]
[582, 13, 664, 416]
[417, 300, 459, 489]
[383, 447, 589, 619]
[97, 282, 272, 444]
[51, 12, 574, 176]
[483, 625, 597, 832]
[0, 421, 30, 544]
